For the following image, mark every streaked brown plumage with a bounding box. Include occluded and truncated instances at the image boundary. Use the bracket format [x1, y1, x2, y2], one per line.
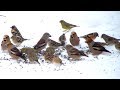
[95, 42, 108, 46]
[11, 35, 28, 46]
[85, 35, 111, 55]
[34, 32, 51, 52]
[43, 46, 56, 63]
[43, 51, 54, 63]
[11, 26, 28, 46]
[47, 39, 63, 49]
[101, 34, 120, 45]
[65, 44, 88, 60]
[21, 47, 40, 64]
[6, 42, 26, 61]
[82, 35, 108, 46]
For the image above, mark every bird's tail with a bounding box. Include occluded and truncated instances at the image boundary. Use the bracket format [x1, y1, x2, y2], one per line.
[20, 53, 27, 61]
[79, 51, 89, 57]
[104, 49, 111, 53]
[24, 38, 30, 40]
[76, 25, 80, 27]
[82, 53, 89, 57]
[117, 39, 120, 40]
[36, 60, 41, 65]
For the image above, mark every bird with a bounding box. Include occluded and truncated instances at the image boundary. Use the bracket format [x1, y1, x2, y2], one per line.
[59, 33, 66, 46]
[52, 55, 62, 67]
[59, 20, 80, 32]
[6, 42, 26, 61]
[1, 35, 11, 52]
[65, 44, 88, 60]
[11, 35, 28, 46]
[80, 32, 99, 40]
[33, 32, 51, 52]
[47, 39, 63, 49]
[82, 34, 108, 46]
[43, 46, 56, 63]
[70, 31, 80, 46]
[43, 50, 54, 63]
[20, 47, 40, 64]
[101, 34, 120, 45]
[11, 26, 28, 46]
[85, 35, 111, 55]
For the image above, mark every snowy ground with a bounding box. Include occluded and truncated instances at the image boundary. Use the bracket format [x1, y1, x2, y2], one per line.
[0, 11, 120, 79]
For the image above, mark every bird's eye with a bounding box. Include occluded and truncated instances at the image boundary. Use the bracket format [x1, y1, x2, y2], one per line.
[6, 36, 9, 38]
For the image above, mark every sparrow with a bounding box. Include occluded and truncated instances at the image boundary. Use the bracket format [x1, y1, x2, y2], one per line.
[6, 42, 26, 61]
[47, 39, 63, 49]
[11, 35, 28, 46]
[20, 47, 40, 64]
[101, 34, 120, 45]
[70, 31, 80, 46]
[85, 35, 111, 55]
[82, 35, 108, 46]
[59, 33, 66, 46]
[43, 46, 56, 63]
[59, 20, 80, 32]
[65, 44, 88, 60]
[43, 51, 54, 63]
[52, 55, 62, 67]
[34, 32, 51, 52]
[11, 26, 28, 46]
[80, 32, 99, 40]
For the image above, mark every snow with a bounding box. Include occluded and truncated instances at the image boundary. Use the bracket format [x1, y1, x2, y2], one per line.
[0, 11, 120, 79]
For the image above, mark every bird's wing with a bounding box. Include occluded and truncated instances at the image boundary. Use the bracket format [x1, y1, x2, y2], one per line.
[92, 43, 106, 51]
[10, 47, 22, 56]
[36, 39, 46, 48]
[69, 48, 80, 55]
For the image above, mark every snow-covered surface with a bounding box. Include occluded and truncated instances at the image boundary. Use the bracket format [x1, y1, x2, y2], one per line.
[0, 11, 120, 79]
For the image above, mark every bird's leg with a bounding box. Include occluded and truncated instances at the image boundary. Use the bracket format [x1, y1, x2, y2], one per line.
[64, 30, 70, 34]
